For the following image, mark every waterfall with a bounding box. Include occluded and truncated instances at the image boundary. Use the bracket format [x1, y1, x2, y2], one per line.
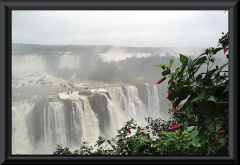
[12, 102, 35, 154]
[105, 85, 154, 131]
[59, 55, 80, 69]
[12, 55, 45, 74]
[76, 96, 100, 143]
[42, 102, 69, 150]
[98, 53, 152, 62]
[146, 83, 160, 117]
[12, 84, 161, 154]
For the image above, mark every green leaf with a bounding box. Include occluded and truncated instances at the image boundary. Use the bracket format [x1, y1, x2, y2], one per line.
[218, 138, 226, 147]
[186, 103, 193, 114]
[189, 78, 193, 83]
[216, 121, 223, 131]
[194, 56, 207, 66]
[162, 69, 171, 76]
[155, 64, 168, 69]
[107, 140, 116, 150]
[190, 130, 200, 147]
[204, 69, 217, 86]
[189, 96, 204, 103]
[168, 58, 174, 68]
[140, 136, 150, 143]
[168, 74, 174, 88]
[212, 47, 223, 55]
[188, 58, 194, 68]
[178, 59, 188, 76]
[180, 54, 188, 64]
[199, 101, 216, 122]
[175, 67, 181, 73]
[207, 96, 217, 102]
[186, 126, 195, 132]
[221, 86, 228, 96]
[213, 63, 228, 76]
[168, 89, 182, 100]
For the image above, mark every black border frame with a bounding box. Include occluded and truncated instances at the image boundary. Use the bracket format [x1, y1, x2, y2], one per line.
[0, 0, 239, 164]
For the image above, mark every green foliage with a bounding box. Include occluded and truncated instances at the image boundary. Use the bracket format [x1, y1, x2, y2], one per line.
[53, 32, 228, 156]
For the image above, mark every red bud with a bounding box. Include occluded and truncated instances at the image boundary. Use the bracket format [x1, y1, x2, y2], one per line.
[170, 124, 180, 130]
[168, 89, 173, 101]
[157, 77, 166, 84]
[223, 47, 228, 54]
[172, 102, 177, 110]
[216, 130, 224, 134]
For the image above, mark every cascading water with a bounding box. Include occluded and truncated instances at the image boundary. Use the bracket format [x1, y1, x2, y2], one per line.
[12, 101, 35, 154]
[12, 84, 161, 154]
[146, 83, 160, 117]
[59, 54, 80, 69]
[12, 55, 45, 74]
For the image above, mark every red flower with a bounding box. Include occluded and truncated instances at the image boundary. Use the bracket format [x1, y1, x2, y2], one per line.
[223, 47, 228, 54]
[138, 132, 143, 135]
[214, 118, 219, 121]
[221, 43, 225, 47]
[170, 124, 180, 130]
[168, 89, 173, 101]
[215, 138, 219, 143]
[172, 102, 177, 110]
[216, 130, 224, 134]
[178, 108, 184, 112]
[127, 128, 131, 134]
[157, 77, 166, 84]
[141, 128, 145, 130]
[147, 135, 150, 138]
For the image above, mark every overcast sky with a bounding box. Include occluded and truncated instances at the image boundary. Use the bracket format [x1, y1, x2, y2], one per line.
[12, 10, 228, 47]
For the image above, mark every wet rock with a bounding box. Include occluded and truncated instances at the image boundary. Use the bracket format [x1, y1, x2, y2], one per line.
[78, 90, 92, 95]
[88, 93, 110, 133]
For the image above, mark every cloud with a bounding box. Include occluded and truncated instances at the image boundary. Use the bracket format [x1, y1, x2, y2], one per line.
[12, 10, 228, 47]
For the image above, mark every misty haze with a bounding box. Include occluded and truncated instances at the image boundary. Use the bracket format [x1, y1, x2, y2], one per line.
[11, 11, 228, 155]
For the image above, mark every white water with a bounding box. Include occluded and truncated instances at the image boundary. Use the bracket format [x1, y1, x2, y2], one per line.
[12, 55, 45, 75]
[146, 83, 160, 117]
[12, 84, 161, 154]
[99, 53, 153, 62]
[59, 54, 80, 69]
[12, 102, 35, 154]
[76, 96, 100, 143]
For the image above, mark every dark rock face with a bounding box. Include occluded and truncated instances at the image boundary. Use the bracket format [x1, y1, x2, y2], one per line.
[30, 99, 46, 141]
[134, 83, 149, 107]
[87, 93, 110, 133]
[28, 99, 50, 151]
[61, 99, 82, 145]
